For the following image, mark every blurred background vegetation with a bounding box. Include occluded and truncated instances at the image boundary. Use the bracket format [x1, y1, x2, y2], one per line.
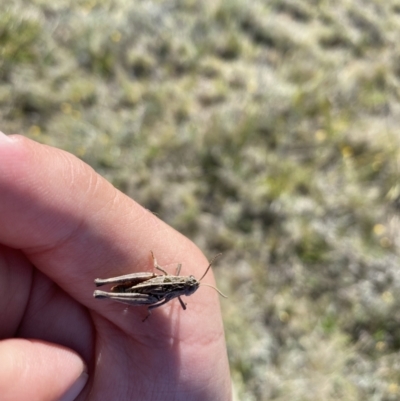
[2, 0, 400, 399]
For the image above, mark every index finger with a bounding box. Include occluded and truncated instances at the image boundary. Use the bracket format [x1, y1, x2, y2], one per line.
[0, 135, 215, 317]
[0, 133, 232, 401]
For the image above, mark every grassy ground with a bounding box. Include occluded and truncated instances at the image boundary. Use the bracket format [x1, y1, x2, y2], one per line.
[2, 0, 400, 399]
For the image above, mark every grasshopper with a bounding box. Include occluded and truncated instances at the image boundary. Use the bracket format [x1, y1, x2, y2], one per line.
[93, 251, 226, 321]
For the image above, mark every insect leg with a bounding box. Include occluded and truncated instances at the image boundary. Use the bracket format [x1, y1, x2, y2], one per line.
[175, 263, 182, 275]
[150, 251, 168, 275]
[178, 296, 187, 310]
[142, 297, 171, 322]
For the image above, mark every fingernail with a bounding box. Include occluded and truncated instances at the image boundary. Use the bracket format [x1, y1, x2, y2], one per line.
[0, 131, 13, 143]
[58, 371, 88, 401]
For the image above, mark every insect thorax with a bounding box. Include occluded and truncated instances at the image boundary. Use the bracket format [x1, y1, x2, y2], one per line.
[183, 275, 200, 296]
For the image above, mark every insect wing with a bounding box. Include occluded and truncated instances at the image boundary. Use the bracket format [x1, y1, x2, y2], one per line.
[126, 275, 186, 292]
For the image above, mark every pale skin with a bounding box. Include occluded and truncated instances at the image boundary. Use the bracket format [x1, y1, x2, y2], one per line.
[0, 133, 232, 401]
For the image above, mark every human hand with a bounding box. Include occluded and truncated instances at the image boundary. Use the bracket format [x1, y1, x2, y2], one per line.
[0, 133, 231, 401]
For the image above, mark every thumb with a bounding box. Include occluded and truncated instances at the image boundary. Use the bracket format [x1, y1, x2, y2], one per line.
[0, 339, 87, 401]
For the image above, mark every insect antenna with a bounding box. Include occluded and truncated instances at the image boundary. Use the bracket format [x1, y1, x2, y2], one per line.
[200, 283, 227, 298]
[199, 253, 222, 281]
[198, 253, 227, 298]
